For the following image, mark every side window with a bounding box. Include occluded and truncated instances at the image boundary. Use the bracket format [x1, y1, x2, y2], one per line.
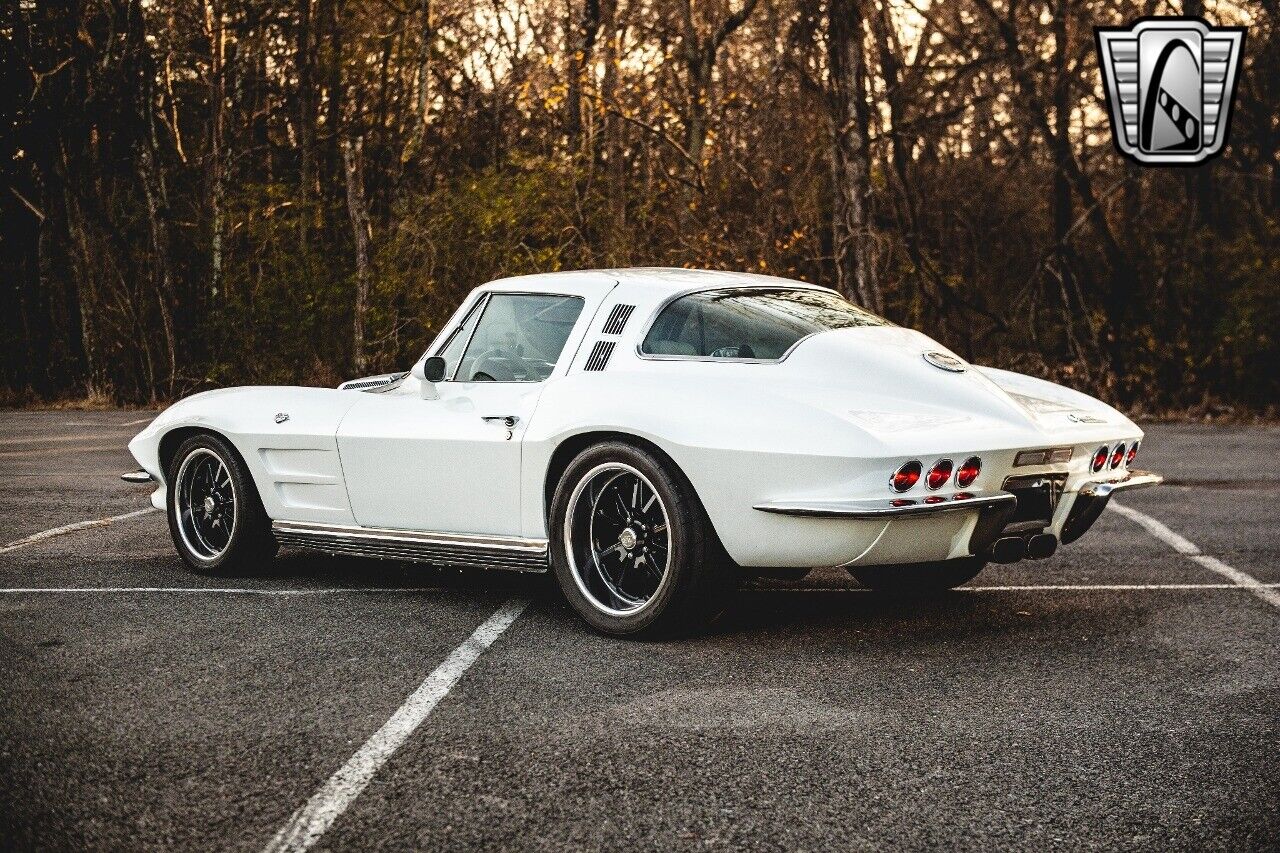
[434, 297, 486, 380]
[455, 293, 585, 382]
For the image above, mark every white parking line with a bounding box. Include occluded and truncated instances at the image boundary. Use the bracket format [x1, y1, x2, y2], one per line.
[1110, 500, 1280, 610]
[0, 433, 139, 447]
[0, 587, 443, 595]
[6, 582, 1279, 596]
[748, 583, 1280, 593]
[0, 444, 125, 458]
[5, 582, 1280, 596]
[0, 507, 159, 555]
[262, 598, 529, 853]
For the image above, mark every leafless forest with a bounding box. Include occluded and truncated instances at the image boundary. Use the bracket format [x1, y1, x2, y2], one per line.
[2, 0, 1277, 410]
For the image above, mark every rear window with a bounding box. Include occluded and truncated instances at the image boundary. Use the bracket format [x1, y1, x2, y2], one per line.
[640, 287, 890, 360]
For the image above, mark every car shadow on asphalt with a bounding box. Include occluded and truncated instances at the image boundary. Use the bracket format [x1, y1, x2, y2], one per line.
[118, 549, 1142, 646]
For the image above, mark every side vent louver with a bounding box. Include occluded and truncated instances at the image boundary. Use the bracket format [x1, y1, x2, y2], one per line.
[601, 304, 636, 336]
[583, 303, 632, 371]
[584, 340, 616, 372]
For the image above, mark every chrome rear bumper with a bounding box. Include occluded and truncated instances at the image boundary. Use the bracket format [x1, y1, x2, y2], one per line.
[1061, 469, 1163, 544]
[753, 492, 1016, 519]
[755, 493, 1020, 561]
[752, 470, 1161, 522]
[121, 470, 154, 484]
[753, 469, 1162, 557]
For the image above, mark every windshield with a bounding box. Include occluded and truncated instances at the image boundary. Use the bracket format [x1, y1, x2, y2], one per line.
[640, 287, 890, 360]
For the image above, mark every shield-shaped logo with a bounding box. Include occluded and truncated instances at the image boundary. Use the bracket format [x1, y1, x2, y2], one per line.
[1095, 17, 1245, 165]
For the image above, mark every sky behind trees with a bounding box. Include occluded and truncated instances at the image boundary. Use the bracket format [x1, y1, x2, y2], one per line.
[2, 0, 1277, 411]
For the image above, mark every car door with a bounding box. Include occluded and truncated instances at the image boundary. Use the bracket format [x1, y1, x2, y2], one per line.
[337, 290, 590, 536]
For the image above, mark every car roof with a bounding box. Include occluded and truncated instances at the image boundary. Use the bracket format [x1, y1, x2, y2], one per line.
[484, 267, 833, 297]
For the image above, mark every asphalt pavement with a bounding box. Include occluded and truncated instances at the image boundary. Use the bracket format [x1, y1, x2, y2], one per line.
[0, 411, 1277, 851]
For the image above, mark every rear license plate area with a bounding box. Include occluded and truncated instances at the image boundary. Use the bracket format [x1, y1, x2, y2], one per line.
[1002, 474, 1067, 532]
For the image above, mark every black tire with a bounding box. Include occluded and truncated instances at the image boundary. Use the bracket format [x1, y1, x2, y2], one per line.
[549, 441, 737, 637]
[166, 432, 277, 574]
[849, 557, 986, 594]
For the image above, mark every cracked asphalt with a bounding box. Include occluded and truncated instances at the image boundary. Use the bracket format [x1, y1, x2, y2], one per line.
[1, 411, 1277, 851]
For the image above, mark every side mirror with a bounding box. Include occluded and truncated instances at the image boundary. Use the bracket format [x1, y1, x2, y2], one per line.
[422, 356, 446, 382]
[412, 356, 446, 400]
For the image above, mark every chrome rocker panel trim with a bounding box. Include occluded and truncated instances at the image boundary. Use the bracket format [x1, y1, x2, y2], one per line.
[752, 492, 1017, 519]
[271, 520, 549, 572]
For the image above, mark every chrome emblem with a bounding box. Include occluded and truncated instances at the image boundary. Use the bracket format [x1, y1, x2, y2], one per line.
[1095, 17, 1245, 165]
[274, 412, 290, 424]
[1068, 412, 1106, 424]
[923, 351, 966, 373]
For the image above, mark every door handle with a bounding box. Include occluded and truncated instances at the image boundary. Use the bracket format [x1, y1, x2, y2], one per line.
[481, 415, 519, 428]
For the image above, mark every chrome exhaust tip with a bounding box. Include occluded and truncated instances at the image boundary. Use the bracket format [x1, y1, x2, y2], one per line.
[990, 537, 1026, 564]
[1026, 533, 1058, 560]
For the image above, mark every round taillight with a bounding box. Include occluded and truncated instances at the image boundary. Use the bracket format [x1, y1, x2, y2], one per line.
[1110, 442, 1125, 469]
[891, 461, 922, 493]
[955, 456, 981, 488]
[1126, 442, 1139, 466]
[926, 459, 953, 490]
[1092, 446, 1108, 472]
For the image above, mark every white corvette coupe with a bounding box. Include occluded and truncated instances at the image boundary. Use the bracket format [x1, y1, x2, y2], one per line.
[125, 268, 1160, 636]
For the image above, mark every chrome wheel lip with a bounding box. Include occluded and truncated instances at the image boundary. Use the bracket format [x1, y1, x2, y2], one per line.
[173, 447, 238, 562]
[563, 461, 673, 618]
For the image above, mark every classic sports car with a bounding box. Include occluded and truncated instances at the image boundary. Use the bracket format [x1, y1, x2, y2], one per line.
[125, 268, 1160, 636]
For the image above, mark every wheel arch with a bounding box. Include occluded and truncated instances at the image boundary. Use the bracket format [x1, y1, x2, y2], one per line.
[158, 426, 272, 514]
[542, 430, 731, 560]
[158, 426, 213, 479]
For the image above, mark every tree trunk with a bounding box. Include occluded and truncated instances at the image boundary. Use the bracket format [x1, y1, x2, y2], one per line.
[411, 0, 431, 157]
[206, 0, 226, 300]
[296, 0, 315, 244]
[1049, 0, 1072, 247]
[826, 0, 880, 312]
[138, 71, 179, 399]
[341, 137, 372, 374]
[566, 0, 601, 152]
[322, 0, 344, 201]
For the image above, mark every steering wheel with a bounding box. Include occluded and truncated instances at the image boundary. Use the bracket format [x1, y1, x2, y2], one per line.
[468, 348, 519, 381]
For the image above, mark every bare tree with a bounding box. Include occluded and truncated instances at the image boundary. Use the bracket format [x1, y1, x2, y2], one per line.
[2, 0, 1275, 409]
[342, 136, 372, 373]
[677, 0, 761, 171]
[825, 0, 880, 311]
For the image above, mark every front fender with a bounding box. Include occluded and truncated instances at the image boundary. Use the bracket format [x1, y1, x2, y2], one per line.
[128, 386, 362, 524]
